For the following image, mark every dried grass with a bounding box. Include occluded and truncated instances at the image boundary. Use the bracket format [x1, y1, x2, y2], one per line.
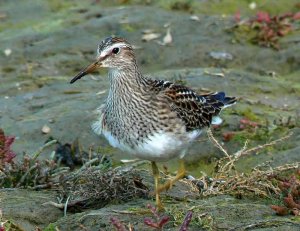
[200, 129, 298, 198]
[58, 165, 149, 210]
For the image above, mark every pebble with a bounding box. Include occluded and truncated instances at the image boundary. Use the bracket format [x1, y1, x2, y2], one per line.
[209, 51, 233, 61]
[4, 48, 12, 56]
[42, 125, 51, 134]
[190, 15, 200, 21]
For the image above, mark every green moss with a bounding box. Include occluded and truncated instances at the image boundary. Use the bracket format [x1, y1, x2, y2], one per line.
[1, 219, 24, 231]
[167, 205, 186, 226]
[46, 0, 73, 12]
[187, 159, 215, 177]
[44, 223, 57, 231]
[232, 131, 249, 144]
[0, 22, 13, 32]
[165, 0, 194, 13]
[121, 24, 136, 32]
[101, 0, 300, 16]
[2, 66, 15, 73]
[232, 125, 289, 146]
[33, 19, 63, 33]
[167, 204, 214, 230]
[236, 107, 260, 121]
[96, 145, 116, 155]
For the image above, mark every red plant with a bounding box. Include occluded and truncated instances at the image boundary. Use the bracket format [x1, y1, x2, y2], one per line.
[110, 217, 127, 231]
[256, 11, 271, 23]
[0, 128, 16, 168]
[0, 208, 5, 231]
[234, 10, 241, 23]
[110, 205, 193, 230]
[232, 11, 300, 49]
[222, 131, 236, 142]
[144, 204, 170, 230]
[270, 171, 300, 216]
[239, 118, 259, 130]
[270, 205, 289, 216]
[179, 211, 193, 231]
[294, 12, 300, 20]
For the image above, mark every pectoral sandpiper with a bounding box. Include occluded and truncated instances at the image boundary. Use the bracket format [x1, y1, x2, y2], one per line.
[70, 36, 236, 208]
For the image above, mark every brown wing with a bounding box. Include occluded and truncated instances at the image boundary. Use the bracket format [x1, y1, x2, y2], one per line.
[148, 79, 236, 131]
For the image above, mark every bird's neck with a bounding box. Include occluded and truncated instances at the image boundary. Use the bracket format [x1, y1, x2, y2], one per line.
[106, 64, 149, 110]
[108, 64, 147, 95]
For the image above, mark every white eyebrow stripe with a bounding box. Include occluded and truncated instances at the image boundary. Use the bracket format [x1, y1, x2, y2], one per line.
[98, 43, 129, 57]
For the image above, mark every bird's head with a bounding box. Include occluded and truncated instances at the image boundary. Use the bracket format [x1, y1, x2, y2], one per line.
[70, 36, 135, 84]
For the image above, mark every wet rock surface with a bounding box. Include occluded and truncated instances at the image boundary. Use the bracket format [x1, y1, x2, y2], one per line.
[2, 186, 300, 230]
[0, 0, 299, 230]
[1, 189, 62, 230]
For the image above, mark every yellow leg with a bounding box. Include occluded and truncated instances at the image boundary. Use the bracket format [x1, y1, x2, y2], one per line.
[151, 161, 163, 210]
[157, 159, 186, 193]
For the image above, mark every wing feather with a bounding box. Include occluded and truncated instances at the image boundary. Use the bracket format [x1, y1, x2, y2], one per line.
[148, 79, 236, 131]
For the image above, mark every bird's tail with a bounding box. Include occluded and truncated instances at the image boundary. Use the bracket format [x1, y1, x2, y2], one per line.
[213, 92, 236, 108]
[203, 92, 237, 125]
[205, 91, 236, 109]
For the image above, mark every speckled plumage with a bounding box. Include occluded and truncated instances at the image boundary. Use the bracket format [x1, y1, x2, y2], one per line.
[71, 36, 237, 208]
[77, 37, 237, 162]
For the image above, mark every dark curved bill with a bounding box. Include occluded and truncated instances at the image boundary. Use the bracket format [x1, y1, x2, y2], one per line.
[70, 61, 99, 84]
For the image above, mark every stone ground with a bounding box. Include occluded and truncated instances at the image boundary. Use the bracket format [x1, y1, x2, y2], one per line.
[0, 0, 300, 230]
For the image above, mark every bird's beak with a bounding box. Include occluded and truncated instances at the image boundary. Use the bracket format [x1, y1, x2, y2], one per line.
[70, 60, 101, 84]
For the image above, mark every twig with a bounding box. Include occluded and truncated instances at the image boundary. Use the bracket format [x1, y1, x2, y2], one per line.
[240, 132, 293, 157]
[234, 140, 249, 158]
[43, 198, 83, 209]
[111, 210, 142, 215]
[273, 162, 299, 172]
[207, 128, 229, 157]
[16, 163, 38, 187]
[63, 158, 100, 181]
[79, 158, 99, 171]
[42, 201, 65, 209]
[31, 140, 57, 160]
[31, 183, 52, 190]
[50, 167, 70, 178]
[64, 196, 70, 217]
[230, 219, 300, 230]
[209, 131, 293, 175]
[202, 130, 297, 198]
[217, 140, 249, 174]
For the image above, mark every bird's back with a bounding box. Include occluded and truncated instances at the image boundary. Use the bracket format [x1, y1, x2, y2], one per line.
[147, 78, 236, 131]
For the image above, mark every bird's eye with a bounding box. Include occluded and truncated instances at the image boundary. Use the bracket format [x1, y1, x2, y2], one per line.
[112, 47, 120, 54]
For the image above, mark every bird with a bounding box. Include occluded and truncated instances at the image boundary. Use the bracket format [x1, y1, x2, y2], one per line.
[70, 36, 236, 209]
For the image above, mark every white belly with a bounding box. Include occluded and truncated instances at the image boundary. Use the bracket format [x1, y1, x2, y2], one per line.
[102, 129, 201, 162]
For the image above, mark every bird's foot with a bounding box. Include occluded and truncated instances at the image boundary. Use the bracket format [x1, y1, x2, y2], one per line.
[157, 160, 186, 193]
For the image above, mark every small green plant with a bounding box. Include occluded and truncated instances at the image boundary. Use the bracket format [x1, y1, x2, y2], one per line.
[43, 223, 58, 231]
[0, 215, 23, 231]
[0, 128, 67, 189]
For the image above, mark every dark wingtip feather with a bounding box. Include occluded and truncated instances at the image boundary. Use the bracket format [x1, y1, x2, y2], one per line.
[212, 92, 236, 107]
[213, 92, 225, 100]
[224, 96, 236, 106]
